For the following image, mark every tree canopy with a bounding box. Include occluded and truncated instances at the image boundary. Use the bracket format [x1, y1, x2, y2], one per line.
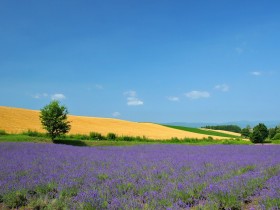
[40, 100, 71, 140]
[250, 123, 268, 143]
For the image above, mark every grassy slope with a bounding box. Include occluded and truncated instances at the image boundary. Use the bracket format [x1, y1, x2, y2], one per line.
[162, 125, 240, 138]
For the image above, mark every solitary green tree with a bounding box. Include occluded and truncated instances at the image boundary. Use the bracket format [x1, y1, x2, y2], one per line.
[250, 123, 268, 143]
[40, 100, 71, 141]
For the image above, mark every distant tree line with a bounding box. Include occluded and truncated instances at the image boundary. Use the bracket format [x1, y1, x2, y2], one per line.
[202, 125, 242, 133]
[203, 123, 280, 144]
[241, 124, 280, 143]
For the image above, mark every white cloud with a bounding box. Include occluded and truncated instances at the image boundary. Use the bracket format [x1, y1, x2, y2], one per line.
[95, 84, 104, 90]
[124, 90, 137, 97]
[51, 93, 66, 100]
[214, 84, 229, 92]
[32, 93, 48, 99]
[251, 71, 261, 76]
[167, 96, 179, 101]
[112, 112, 121, 117]
[127, 98, 144, 106]
[185, 91, 210, 100]
[124, 90, 144, 106]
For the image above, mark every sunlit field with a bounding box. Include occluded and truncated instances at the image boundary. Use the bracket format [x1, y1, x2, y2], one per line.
[0, 106, 232, 140]
[1, 143, 279, 209]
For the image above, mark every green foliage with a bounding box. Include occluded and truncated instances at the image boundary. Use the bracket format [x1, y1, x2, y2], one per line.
[40, 100, 71, 140]
[261, 197, 280, 209]
[250, 123, 269, 143]
[97, 173, 109, 181]
[119, 136, 136, 141]
[2, 190, 28, 208]
[269, 126, 280, 140]
[273, 133, 280, 140]
[28, 197, 68, 210]
[250, 129, 263, 143]
[107, 132, 117, 140]
[68, 134, 90, 140]
[22, 129, 46, 137]
[89, 132, 104, 140]
[241, 127, 251, 138]
[0, 132, 251, 146]
[202, 124, 242, 133]
[163, 125, 239, 138]
[269, 127, 277, 139]
[0, 130, 7, 135]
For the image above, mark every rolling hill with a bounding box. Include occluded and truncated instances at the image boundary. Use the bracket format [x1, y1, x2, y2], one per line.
[0, 106, 232, 140]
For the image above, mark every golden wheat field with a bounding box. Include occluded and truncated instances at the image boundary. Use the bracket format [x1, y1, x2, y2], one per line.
[0, 106, 228, 140]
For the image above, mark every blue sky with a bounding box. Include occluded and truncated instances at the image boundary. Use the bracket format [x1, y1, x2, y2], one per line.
[1, 0, 279, 123]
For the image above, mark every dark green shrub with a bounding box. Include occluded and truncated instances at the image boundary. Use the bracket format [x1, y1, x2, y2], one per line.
[22, 129, 45, 137]
[250, 123, 268, 143]
[121, 136, 135, 141]
[135, 136, 142, 141]
[89, 132, 104, 140]
[250, 130, 263, 143]
[171, 137, 180, 142]
[0, 130, 7, 135]
[107, 132, 117, 140]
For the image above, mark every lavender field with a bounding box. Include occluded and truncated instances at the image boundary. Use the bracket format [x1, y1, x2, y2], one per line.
[1, 143, 280, 209]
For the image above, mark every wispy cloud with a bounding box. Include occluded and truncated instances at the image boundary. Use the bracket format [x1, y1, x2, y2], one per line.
[51, 93, 66, 100]
[32, 92, 66, 101]
[95, 84, 104, 90]
[32, 93, 48, 99]
[235, 47, 244, 54]
[214, 84, 229, 92]
[185, 91, 210, 100]
[167, 96, 179, 102]
[124, 90, 144, 106]
[112, 112, 121, 117]
[251, 71, 261, 76]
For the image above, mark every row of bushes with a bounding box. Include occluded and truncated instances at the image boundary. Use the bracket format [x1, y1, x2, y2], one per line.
[17, 130, 144, 142]
[66, 133, 246, 144]
[202, 125, 242, 133]
[67, 132, 152, 142]
[0, 129, 248, 144]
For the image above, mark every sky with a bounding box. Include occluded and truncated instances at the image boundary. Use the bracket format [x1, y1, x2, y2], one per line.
[0, 0, 279, 123]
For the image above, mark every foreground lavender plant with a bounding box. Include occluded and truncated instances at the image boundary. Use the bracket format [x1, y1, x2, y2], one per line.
[0, 143, 280, 209]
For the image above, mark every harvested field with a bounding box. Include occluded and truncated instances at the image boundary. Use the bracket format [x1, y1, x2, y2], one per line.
[0, 106, 227, 140]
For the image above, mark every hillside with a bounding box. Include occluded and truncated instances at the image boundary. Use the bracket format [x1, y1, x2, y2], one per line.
[0, 106, 229, 140]
[200, 128, 241, 137]
[162, 125, 241, 138]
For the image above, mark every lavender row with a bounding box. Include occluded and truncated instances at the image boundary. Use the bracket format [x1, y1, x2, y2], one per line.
[0, 143, 280, 209]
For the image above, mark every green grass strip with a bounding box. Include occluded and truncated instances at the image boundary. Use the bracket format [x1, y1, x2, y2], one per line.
[162, 125, 240, 138]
